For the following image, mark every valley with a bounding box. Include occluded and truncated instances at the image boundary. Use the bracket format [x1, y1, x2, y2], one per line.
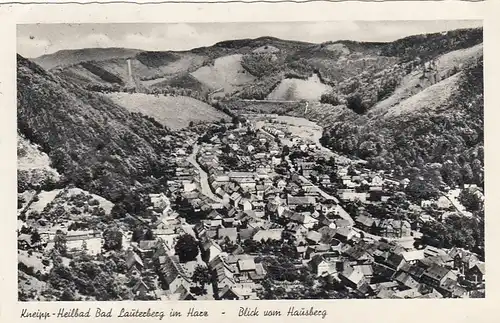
[17, 26, 485, 302]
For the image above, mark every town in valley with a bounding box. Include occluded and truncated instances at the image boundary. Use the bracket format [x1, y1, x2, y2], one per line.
[17, 22, 485, 301]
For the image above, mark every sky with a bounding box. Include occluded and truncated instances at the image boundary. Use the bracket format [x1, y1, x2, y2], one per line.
[17, 20, 482, 58]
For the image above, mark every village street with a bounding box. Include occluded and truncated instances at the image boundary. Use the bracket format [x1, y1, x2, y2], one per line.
[187, 143, 222, 203]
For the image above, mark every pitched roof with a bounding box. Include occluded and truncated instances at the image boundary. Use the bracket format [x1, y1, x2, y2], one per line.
[238, 258, 256, 271]
[306, 230, 322, 243]
[161, 255, 190, 286]
[423, 264, 452, 282]
[218, 227, 238, 241]
[402, 250, 425, 262]
[287, 195, 316, 206]
[385, 253, 405, 270]
[253, 229, 283, 242]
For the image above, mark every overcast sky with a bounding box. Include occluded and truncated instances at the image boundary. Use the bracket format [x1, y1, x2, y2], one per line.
[17, 20, 482, 58]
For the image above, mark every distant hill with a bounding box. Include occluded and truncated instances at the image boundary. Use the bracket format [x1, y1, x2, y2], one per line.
[34, 47, 143, 70]
[23, 27, 483, 189]
[17, 54, 177, 201]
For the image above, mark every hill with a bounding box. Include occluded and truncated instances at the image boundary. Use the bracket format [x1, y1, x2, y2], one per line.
[34, 47, 142, 70]
[17, 54, 178, 203]
[27, 27, 483, 189]
[105, 92, 229, 129]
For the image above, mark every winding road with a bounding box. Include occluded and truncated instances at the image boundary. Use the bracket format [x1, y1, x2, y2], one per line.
[187, 144, 222, 203]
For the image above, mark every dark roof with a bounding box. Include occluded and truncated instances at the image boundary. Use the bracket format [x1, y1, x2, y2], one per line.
[385, 253, 405, 270]
[423, 264, 451, 282]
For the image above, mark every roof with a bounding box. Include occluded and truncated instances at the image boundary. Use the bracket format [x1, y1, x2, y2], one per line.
[253, 229, 283, 242]
[402, 250, 425, 262]
[139, 240, 158, 250]
[423, 264, 452, 282]
[126, 251, 144, 269]
[239, 228, 256, 241]
[306, 231, 322, 243]
[335, 227, 353, 239]
[356, 215, 379, 227]
[341, 266, 365, 285]
[385, 253, 405, 270]
[394, 271, 420, 289]
[218, 227, 238, 241]
[474, 262, 486, 275]
[238, 258, 256, 271]
[287, 196, 316, 206]
[353, 264, 374, 277]
[161, 255, 190, 286]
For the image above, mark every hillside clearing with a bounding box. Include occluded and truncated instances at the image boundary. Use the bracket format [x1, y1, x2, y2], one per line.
[105, 92, 228, 129]
[191, 54, 255, 94]
[267, 74, 332, 101]
[372, 43, 483, 114]
[383, 72, 462, 118]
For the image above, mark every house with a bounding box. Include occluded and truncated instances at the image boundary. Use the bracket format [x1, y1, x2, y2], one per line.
[62, 231, 103, 255]
[126, 250, 144, 273]
[255, 185, 266, 200]
[448, 247, 480, 275]
[393, 271, 420, 290]
[150, 193, 171, 211]
[230, 192, 242, 207]
[170, 284, 196, 301]
[379, 219, 411, 238]
[249, 263, 267, 281]
[401, 250, 425, 264]
[160, 254, 193, 292]
[132, 279, 154, 299]
[219, 285, 258, 300]
[423, 245, 447, 258]
[370, 175, 384, 187]
[465, 262, 485, 284]
[238, 258, 257, 275]
[309, 254, 339, 277]
[287, 196, 316, 209]
[252, 229, 283, 242]
[344, 244, 374, 263]
[218, 227, 238, 244]
[210, 255, 235, 289]
[355, 215, 380, 234]
[352, 264, 374, 279]
[201, 240, 223, 263]
[335, 227, 356, 242]
[436, 196, 452, 209]
[436, 278, 467, 298]
[339, 191, 368, 202]
[339, 265, 366, 289]
[238, 198, 253, 211]
[306, 231, 322, 245]
[421, 264, 458, 289]
[384, 253, 406, 271]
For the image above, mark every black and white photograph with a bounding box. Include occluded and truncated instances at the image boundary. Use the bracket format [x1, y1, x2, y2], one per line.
[16, 21, 484, 302]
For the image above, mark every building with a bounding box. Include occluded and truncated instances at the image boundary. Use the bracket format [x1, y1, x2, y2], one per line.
[421, 264, 458, 289]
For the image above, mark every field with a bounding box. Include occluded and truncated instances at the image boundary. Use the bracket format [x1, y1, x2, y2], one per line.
[105, 92, 229, 129]
[191, 54, 256, 94]
[267, 74, 332, 101]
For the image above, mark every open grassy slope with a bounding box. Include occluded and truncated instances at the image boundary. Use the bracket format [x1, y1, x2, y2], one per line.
[105, 92, 229, 129]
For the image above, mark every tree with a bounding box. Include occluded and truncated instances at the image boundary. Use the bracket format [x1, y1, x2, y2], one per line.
[191, 265, 212, 292]
[131, 228, 144, 243]
[174, 234, 199, 262]
[103, 227, 123, 251]
[53, 230, 67, 255]
[144, 229, 155, 241]
[459, 188, 484, 212]
[31, 229, 41, 246]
